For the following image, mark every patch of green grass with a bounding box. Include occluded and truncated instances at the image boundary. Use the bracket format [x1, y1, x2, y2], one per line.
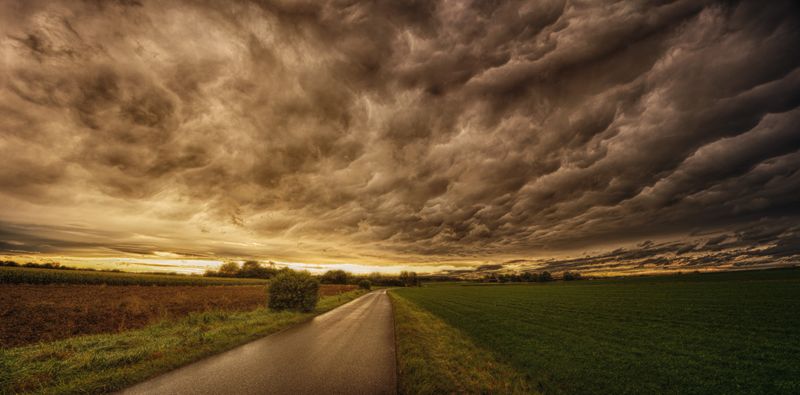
[394, 269, 800, 394]
[0, 290, 365, 394]
[0, 266, 268, 286]
[390, 292, 535, 394]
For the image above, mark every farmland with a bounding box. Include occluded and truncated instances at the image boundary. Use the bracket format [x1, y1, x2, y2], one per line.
[0, 283, 356, 347]
[0, 289, 365, 394]
[392, 269, 800, 394]
[0, 266, 360, 394]
[0, 266, 268, 286]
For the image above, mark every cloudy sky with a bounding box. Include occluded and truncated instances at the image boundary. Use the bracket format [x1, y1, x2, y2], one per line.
[1, 0, 799, 275]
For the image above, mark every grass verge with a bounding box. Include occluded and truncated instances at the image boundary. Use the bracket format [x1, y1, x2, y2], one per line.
[390, 292, 535, 394]
[0, 290, 365, 394]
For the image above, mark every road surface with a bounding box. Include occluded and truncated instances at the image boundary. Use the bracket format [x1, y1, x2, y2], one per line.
[119, 290, 396, 395]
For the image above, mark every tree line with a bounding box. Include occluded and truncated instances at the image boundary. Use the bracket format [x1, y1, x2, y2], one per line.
[482, 270, 582, 283]
[0, 260, 127, 273]
[203, 261, 422, 287]
[204, 260, 279, 279]
[4, 259, 581, 284]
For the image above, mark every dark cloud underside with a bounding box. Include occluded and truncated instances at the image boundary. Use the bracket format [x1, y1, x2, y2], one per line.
[1, 0, 799, 270]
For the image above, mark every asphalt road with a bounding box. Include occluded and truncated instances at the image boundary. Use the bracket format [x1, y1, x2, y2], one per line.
[119, 290, 397, 395]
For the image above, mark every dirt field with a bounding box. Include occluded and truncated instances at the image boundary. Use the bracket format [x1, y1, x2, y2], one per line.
[0, 284, 356, 347]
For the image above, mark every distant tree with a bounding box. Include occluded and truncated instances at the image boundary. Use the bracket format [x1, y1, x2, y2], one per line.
[399, 271, 420, 287]
[521, 272, 536, 282]
[539, 271, 553, 282]
[268, 270, 319, 312]
[218, 262, 240, 277]
[357, 279, 372, 290]
[563, 271, 582, 281]
[399, 271, 409, 286]
[237, 260, 278, 279]
[368, 272, 383, 284]
[238, 260, 260, 276]
[420, 274, 462, 282]
[369, 272, 404, 286]
[20, 262, 60, 270]
[320, 270, 350, 284]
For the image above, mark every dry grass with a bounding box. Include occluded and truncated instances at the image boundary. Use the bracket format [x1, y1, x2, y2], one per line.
[0, 284, 355, 347]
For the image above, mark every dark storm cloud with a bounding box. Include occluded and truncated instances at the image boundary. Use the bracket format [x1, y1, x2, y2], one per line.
[1, 0, 799, 268]
[463, 219, 800, 276]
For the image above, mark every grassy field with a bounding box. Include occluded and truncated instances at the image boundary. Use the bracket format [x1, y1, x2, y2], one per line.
[0, 290, 365, 394]
[391, 293, 533, 394]
[392, 269, 800, 394]
[0, 266, 268, 286]
[0, 284, 355, 347]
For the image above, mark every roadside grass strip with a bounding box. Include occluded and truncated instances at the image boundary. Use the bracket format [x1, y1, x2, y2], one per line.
[390, 292, 535, 395]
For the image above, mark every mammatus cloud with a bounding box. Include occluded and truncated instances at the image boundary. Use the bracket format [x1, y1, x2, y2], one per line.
[1, 0, 799, 272]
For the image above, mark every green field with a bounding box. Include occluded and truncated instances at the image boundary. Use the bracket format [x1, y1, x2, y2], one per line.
[0, 266, 267, 286]
[393, 269, 800, 394]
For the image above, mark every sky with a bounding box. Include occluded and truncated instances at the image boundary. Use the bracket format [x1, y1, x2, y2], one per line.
[1, 0, 799, 276]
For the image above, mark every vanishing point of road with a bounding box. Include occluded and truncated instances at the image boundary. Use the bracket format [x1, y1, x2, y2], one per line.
[120, 290, 397, 395]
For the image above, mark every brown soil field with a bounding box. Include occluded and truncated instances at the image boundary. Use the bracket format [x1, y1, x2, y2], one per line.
[0, 284, 356, 348]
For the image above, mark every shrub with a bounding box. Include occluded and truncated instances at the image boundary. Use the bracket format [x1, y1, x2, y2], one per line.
[358, 279, 371, 290]
[268, 270, 320, 312]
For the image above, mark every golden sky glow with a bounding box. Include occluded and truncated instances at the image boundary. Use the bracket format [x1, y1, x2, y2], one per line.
[1, 1, 799, 275]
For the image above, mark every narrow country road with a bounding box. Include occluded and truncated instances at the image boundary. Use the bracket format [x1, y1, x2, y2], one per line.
[119, 290, 396, 395]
